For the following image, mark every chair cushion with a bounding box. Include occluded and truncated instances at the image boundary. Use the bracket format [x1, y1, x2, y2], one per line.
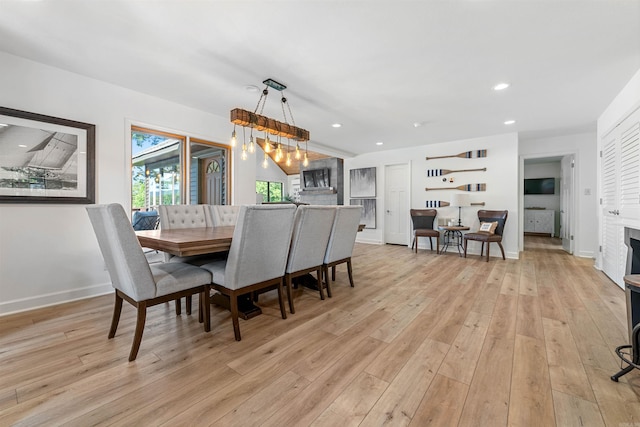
[200, 259, 228, 286]
[150, 262, 212, 297]
[478, 221, 498, 234]
[464, 232, 503, 242]
[415, 229, 439, 237]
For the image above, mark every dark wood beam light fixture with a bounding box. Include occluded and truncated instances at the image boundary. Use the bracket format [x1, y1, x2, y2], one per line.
[230, 78, 310, 168]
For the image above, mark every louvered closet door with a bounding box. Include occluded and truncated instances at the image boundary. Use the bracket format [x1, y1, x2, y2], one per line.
[601, 130, 620, 285]
[619, 109, 640, 220]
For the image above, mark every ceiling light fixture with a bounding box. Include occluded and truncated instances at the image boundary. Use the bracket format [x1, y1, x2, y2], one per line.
[493, 82, 510, 91]
[332, 123, 342, 128]
[504, 120, 516, 125]
[376, 142, 384, 146]
[230, 78, 310, 168]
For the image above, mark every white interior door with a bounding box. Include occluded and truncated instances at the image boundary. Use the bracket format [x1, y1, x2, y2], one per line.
[560, 154, 574, 253]
[384, 163, 410, 245]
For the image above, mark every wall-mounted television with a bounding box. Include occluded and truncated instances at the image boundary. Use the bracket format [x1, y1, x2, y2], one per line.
[524, 178, 555, 195]
[303, 168, 330, 189]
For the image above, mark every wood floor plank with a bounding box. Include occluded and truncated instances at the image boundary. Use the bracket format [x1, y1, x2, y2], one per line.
[552, 390, 605, 427]
[437, 310, 491, 385]
[542, 317, 596, 403]
[360, 338, 450, 426]
[310, 371, 388, 427]
[457, 294, 518, 427]
[508, 334, 555, 427]
[516, 294, 544, 340]
[409, 374, 468, 427]
[261, 336, 387, 427]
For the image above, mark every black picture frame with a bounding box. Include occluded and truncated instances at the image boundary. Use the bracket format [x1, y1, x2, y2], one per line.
[0, 107, 95, 204]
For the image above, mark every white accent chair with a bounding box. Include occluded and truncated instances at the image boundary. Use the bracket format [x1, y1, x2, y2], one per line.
[200, 205, 296, 341]
[209, 205, 240, 227]
[86, 203, 211, 361]
[284, 205, 336, 313]
[158, 204, 213, 314]
[323, 205, 362, 288]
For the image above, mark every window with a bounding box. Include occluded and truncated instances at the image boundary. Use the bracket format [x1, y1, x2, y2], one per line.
[256, 180, 283, 202]
[131, 126, 230, 212]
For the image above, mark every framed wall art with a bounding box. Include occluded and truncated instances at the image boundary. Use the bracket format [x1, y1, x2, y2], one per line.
[0, 107, 95, 204]
[350, 198, 376, 229]
[349, 166, 376, 197]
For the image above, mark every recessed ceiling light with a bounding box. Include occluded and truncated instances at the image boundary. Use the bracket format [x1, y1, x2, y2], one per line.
[504, 120, 516, 125]
[244, 85, 259, 93]
[0, 123, 8, 127]
[493, 82, 510, 91]
[18, 144, 27, 148]
[413, 122, 424, 128]
[331, 123, 342, 128]
[376, 142, 384, 146]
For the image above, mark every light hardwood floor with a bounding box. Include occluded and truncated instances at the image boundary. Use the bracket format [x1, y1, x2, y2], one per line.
[1, 237, 639, 426]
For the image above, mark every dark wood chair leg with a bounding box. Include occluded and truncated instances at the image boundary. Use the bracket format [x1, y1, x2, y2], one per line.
[318, 269, 326, 300]
[230, 292, 241, 341]
[414, 236, 418, 253]
[429, 237, 433, 252]
[322, 265, 330, 294]
[186, 296, 192, 315]
[480, 242, 485, 257]
[198, 292, 203, 324]
[286, 274, 295, 314]
[129, 302, 147, 362]
[347, 259, 354, 287]
[332, 266, 336, 281]
[463, 239, 468, 258]
[277, 280, 287, 320]
[498, 242, 506, 260]
[175, 298, 181, 315]
[322, 268, 332, 297]
[411, 236, 415, 251]
[203, 287, 211, 332]
[486, 243, 490, 262]
[108, 292, 123, 339]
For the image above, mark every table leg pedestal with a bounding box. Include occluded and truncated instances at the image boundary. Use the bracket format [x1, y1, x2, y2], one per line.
[211, 293, 262, 320]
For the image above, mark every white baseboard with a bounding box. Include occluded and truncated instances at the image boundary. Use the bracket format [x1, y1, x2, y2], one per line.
[577, 250, 595, 259]
[355, 237, 384, 245]
[0, 283, 113, 316]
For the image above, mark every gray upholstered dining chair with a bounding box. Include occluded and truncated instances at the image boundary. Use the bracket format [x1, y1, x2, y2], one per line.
[200, 204, 296, 341]
[209, 205, 241, 227]
[283, 205, 336, 314]
[158, 204, 213, 314]
[86, 203, 212, 361]
[322, 205, 362, 290]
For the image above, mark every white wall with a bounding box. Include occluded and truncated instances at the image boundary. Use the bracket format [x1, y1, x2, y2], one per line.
[518, 132, 597, 258]
[345, 133, 520, 259]
[0, 52, 256, 314]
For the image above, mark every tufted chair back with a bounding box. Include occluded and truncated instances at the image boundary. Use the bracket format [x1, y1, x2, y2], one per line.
[158, 204, 211, 229]
[209, 205, 241, 227]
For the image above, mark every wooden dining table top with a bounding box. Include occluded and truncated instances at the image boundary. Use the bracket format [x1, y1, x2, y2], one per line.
[136, 222, 365, 258]
[136, 226, 234, 257]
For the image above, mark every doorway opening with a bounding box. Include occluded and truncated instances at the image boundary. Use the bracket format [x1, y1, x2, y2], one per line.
[521, 153, 575, 254]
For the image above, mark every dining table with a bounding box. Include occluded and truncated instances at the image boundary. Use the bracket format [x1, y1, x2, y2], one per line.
[136, 222, 366, 318]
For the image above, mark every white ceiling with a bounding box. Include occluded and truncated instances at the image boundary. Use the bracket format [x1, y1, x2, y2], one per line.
[0, 1, 639, 157]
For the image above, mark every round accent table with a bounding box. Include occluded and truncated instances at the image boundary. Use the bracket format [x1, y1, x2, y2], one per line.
[437, 225, 470, 256]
